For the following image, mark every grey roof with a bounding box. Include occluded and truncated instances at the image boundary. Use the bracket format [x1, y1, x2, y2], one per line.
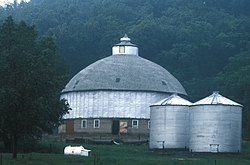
[192, 91, 242, 107]
[115, 42, 136, 46]
[115, 34, 136, 46]
[151, 94, 192, 106]
[62, 55, 187, 95]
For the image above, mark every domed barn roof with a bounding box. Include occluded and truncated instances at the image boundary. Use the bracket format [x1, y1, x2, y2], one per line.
[62, 35, 187, 95]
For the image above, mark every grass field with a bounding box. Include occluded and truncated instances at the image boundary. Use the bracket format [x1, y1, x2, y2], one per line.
[0, 141, 250, 165]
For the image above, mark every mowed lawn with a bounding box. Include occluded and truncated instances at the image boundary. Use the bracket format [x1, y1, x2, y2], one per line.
[1, 141, 250, 165]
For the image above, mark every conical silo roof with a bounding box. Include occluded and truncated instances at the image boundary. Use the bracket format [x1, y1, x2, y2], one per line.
[151, 94, 192, 106]
[192, 91, 242, 106]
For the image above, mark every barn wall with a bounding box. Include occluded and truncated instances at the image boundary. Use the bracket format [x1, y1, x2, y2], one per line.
[59, 118, 150, 140]
[74, 119, 112, 133]
[61, 91, 169, 119]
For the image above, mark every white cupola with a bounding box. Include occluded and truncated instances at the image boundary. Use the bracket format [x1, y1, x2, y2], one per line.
[112, 34, 139, 56]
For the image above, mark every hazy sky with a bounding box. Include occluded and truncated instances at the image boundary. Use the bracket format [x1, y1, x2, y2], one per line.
[0, 0, 30, 6]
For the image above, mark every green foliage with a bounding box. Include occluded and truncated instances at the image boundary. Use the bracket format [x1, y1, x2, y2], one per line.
[0, 0, 249, 75]
[0, 17, 70, 157]
[1, 0, 249, 79]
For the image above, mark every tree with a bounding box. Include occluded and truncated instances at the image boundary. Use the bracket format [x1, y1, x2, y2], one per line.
[0, 17, 70, 159]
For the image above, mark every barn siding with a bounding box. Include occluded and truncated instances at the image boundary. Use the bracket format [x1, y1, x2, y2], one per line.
[61, 91, 169, 119]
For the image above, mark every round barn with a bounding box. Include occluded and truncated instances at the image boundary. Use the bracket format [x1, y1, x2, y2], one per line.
[59, 35, 186, 141]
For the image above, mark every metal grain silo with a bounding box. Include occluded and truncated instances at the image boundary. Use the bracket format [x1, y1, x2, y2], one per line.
[149, 94, 192, 149]
[189, 91, 243, 153]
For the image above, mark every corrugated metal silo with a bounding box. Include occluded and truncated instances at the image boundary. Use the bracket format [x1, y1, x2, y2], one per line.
[149, 94, 192, 149]
[189, 91, 243, 153]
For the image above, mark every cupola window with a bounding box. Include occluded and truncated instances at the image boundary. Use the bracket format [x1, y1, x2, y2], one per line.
[119, 46, 125, 53]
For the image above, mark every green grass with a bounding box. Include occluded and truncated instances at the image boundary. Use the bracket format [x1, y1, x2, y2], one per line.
[0, 141, 250, 165]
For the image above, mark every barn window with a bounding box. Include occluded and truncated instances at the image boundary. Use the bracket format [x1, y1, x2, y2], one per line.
[73, 80, 79, 89]
[75, 80, 79, 85]
[162, 81, 167, 86]
[132, 120, 139, 128]
[119, 46, 125, 53]
[81, 119, 87, 128]
[116, 78, 120, 82]
[94, 119, 100, 128]
[148, 121, 150, 129]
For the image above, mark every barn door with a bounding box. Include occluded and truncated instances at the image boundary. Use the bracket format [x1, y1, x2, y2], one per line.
[210, 144, 219, 153]
[112, 120, 120, 135]
[66, 120, 74, 134]
[119, 121, 128, 134]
